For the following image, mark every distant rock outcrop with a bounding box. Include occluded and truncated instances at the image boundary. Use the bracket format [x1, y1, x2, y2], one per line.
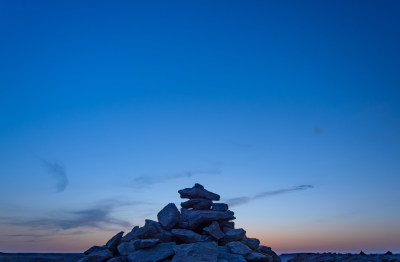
[79, 183, 281, 262]
[287, 252, 400, 262]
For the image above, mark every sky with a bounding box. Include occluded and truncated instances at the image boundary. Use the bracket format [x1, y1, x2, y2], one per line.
[0, 0, 399, 254]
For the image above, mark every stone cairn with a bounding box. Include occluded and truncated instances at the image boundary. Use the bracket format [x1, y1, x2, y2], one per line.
[80, 183, 281, 262]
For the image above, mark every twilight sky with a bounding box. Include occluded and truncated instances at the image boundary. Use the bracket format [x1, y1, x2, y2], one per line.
[1, 0, 400, 254]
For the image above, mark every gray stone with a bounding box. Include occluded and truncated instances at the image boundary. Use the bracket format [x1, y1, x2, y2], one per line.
[219, 221, 235, 231]
[179, 208, 235, 230]
[84, 245, 106, 255]
[181, 198, 212, 210]
[132, 238, 160, 249]
[108, 257, 125, 262]
[121, 226, 140, 242]
[171, 228, 207, 243]
[172, 241, 218, 262]
[211, 203, 228, 212]
[127, 242, 176, 262]
[117, 241, 136, 256]
[106, 231, 124, 254]
[221, 228, 246, 245]
[157, 203, 180, 230]
[136, 220, 174, 242]
[245, 251, 273, 262]
[178, 183, 220, 201]
[241, 236, 260, 250]
[226, 241, 252, 256]
[218, 246, 247, 262]
[256, 246, 281, 262]
[203, 221, 225, 240]
[87, 249, 113, 262]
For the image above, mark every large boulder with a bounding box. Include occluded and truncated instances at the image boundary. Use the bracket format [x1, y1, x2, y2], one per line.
[157, 203, 180, 230]
[172, 241, 218, 262]
[203, 221, 225, 240]
[257, 246, 281, 262]
[181, 198, 212, 210]
[221, 228, 246, 245]
[179, 208, 235, 230]
[127, 242, 176, 262]
[132, 238, 160, 249]
[106, 231, 124, 254]
[226, 241, 252, 256]
[211, 203, 229, 212]
[178, 183, 220, 201]
[241, 236, 260, 250]
[218, 246, 246, 262]
[136, 219, 174, 242]
[171, 229, 208, 243]
[117, 241, 136, 256]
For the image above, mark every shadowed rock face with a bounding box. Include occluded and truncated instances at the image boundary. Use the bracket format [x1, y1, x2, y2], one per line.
[81, 183, 281, 262]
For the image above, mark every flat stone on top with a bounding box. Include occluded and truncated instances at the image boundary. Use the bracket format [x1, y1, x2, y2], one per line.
[178, 183, 220, 201]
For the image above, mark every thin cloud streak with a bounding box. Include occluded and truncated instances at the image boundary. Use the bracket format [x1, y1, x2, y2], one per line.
[132, 170, 221, 188]
[226, 185, 314, 207]
[41, 160, 69, 193]
[0, 200, 145, 231]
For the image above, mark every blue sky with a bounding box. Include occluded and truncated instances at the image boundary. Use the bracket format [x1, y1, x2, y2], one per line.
[0, 0, 399, 253]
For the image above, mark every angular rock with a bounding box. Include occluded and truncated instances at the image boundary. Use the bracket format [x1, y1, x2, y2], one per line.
[132, 238, 160, 249]
[106, 231, 124, 254]
[108, 257, 125, 262]
[212, 203, 228, 212]
[178, 183, 220, 201]
[84, 245, 106, 255]
[172, 241, 218, 262]
[87, 249, 113, 262]
[157, 203, 180, 230]
[179, 208, 235, 230]
[121, 226, 140, 242]
[257, 246, 281, 262]
[218, 246, 246, 262]
[226, 241, 252, 256]
[221, 228, 246, 245]
[127, 242, 176, 262]
[117, 241, 136, 256]
[181, 198, 212, 210]
[219, 221, 235, 231]
[136, 220, 174, 242]
[203, 221, 225, 240]
[171, 228, 207, 243]
[245, 251, 273, 262]
[218, 252, 246, 262]
[241, 236, 260, 250]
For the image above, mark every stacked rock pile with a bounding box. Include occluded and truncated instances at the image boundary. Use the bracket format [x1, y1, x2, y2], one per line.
[80, 183, 281, 262]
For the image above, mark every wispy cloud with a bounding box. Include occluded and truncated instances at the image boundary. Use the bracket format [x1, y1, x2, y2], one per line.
[41, 160, 69, 192]
[225, 185, 314, 206]
[0, 199, 145, 231]
[132, 170, 221, 188]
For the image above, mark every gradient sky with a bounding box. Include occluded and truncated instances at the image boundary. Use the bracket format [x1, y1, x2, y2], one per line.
[1, 0, 400, 254]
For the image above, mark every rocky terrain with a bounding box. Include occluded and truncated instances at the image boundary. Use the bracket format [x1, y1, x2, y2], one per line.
[79, 183, 281, 262]
[286, 252, 400, 262]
